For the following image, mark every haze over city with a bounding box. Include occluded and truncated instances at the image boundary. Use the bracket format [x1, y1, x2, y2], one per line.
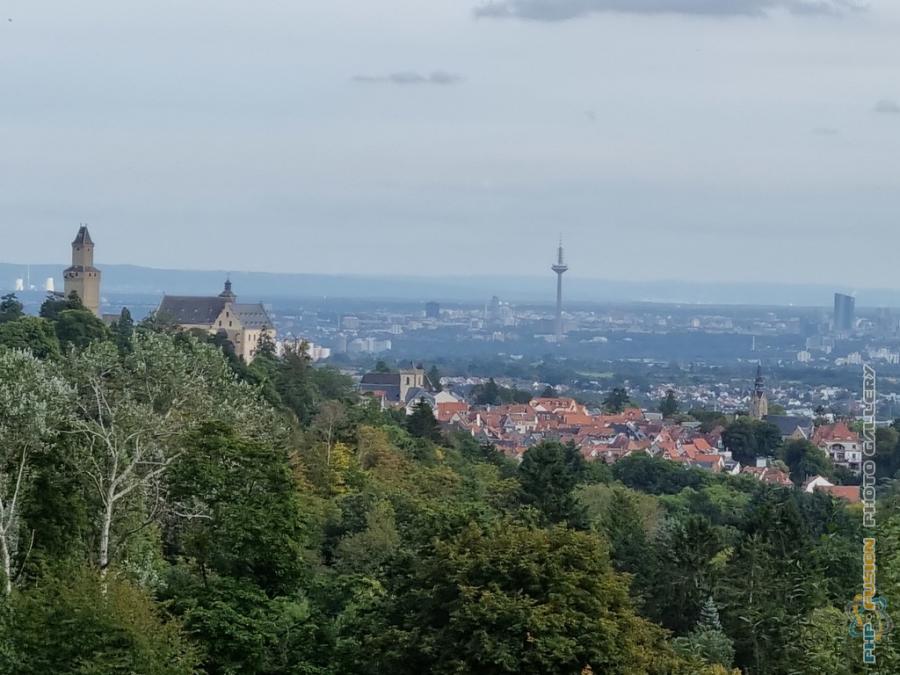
[4, 0, 900, 287]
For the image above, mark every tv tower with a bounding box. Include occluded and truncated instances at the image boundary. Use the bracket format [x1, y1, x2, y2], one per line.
[551, 238, 568, 340]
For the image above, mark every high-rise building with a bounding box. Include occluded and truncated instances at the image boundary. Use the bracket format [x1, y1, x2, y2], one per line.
[833, 293, 855, 333]
[63, 225, 102, 317]
[551, 239, 568, 340]
[425, 301, 440, 319]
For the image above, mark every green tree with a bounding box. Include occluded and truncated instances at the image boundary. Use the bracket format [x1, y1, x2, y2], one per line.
[3, 568, 200, 675]
[518, 442, 585, 526]
[474, 378, 501, 406]
[673, 597, 735, 669]
[659, 389, 679, 418]
[646, 515, 722, 633]
[39, 291, 83, 321]
[603, 387, 631, 413]
[0, 317, 61, 359]
[54, 309, 109, 351]
[612, 453, 709, 495]
[779, 439, 832, 485]
[111, 307, 134, 353]
[0, 294, 24, 324]
[722, 418, 782, 466]
[427, 365, 442, 392]
[339, 521, 691, 675]
[166, 423, 308, 596]
[406, 398, 442, 442]
[540, 385, 556, 398]
[66, 332, 279, 576]
[0, 350, 70, 594]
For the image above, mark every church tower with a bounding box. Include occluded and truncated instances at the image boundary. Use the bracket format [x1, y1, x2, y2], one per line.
[749, 363, 768, 420]
[63, 225, 102, 317]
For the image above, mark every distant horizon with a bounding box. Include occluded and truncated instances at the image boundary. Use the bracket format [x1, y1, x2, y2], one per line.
[0, 259, 887, 308]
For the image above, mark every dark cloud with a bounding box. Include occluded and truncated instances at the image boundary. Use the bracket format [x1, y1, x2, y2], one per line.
[352, 71, 463, 85]
[473, 0, 862, 21]
[873, 99, 900, 115]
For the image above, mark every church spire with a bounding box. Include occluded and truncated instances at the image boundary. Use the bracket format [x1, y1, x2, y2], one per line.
[219, 277, 236, 301]
[750, 363, 768, 420]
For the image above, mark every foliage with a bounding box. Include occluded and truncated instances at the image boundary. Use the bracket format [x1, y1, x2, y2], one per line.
[721, 417, 782, 465]
[0, 317, 61, 359]
[54, 309, 109, 351]
[1, 568, 201, 675]
[338, 521, 690, 675]
[659, 389, 679, 418]
[0, 294, 23, 324]
[602, 387, 632, 413]
[518, 442, 586, 527]
[0, 312, 878, 675]
[778, 439, 832, 485]
[405, 398, 442, 442]
[39, 291, 84, 321]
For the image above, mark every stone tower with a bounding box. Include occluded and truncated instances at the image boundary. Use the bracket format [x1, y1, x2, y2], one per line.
[63, 225, 102, 317]
[749, 363, 768, 420]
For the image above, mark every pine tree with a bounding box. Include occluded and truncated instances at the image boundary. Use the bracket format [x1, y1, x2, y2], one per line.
[426, 365, 442, 392]
[659, 389, 679, 418]
[406, 398, 441, 442]
[113, 307, 134, 353]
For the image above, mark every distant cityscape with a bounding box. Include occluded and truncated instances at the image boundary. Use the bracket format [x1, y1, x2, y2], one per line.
[6, 229, 900, 422]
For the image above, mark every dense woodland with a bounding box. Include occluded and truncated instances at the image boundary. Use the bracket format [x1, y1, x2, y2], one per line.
[0, 291, 897, 674]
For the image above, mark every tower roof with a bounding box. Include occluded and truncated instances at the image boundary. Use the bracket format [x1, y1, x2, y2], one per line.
[218, 278, 237, 301]
[73, 225, 93, 246]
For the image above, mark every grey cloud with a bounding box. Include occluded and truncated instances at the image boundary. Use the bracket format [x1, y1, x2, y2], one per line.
[874, 99, 900, 114]
[352, 71, 463, 85]
[474, 0, 862, 21]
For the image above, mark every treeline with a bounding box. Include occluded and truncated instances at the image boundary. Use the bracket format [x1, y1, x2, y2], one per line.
[0, 294, 897, 674]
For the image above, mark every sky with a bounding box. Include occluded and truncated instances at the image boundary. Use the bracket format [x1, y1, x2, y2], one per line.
[2, 0, 900, 287]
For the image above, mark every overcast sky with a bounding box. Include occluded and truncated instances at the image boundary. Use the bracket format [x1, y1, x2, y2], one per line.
[2, 0, 900, 286]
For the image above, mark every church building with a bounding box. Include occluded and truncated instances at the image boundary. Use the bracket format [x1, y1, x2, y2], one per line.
[157, 280, 274, 362]
[63, 225, 102, 317]
[749, 364, 768, 420]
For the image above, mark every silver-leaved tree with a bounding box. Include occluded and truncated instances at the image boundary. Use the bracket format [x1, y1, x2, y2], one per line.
[65, 331, 281, 576]
[0, 350, 71, 594]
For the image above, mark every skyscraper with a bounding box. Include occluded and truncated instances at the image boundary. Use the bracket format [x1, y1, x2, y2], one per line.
[63, 225, 102, 317]
[551, 239, 568, 340]
[833, 293, 855, 333]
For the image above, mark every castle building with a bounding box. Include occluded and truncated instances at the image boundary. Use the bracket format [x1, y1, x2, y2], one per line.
[156, 280, 275, 362]
[749, 364, 768, 420]
[63, 225, 102, 317]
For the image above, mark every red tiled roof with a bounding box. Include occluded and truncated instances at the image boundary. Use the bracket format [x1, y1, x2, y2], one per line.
[815, 485, 861, 503]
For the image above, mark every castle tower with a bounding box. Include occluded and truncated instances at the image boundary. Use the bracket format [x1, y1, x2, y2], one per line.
[749, 363, 768, 420]
[551, 238, 568, 341]
[63, 225, 102, 317]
